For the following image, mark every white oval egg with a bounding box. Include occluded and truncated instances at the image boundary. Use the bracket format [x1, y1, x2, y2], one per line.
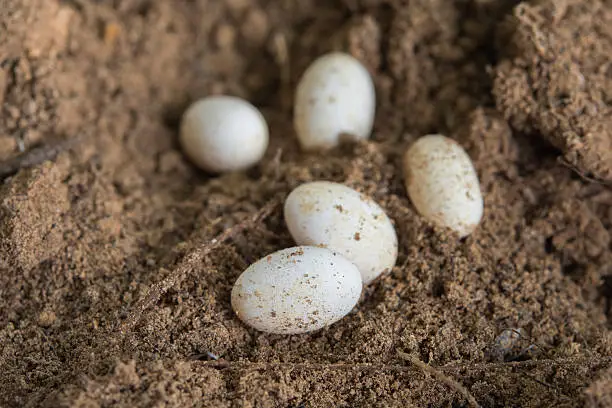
[403, 134, 483, 237]
[231, 246, 362, 334]
[284, 181, 397, 284]
[294, 52, 376, 151]
[179, 96, 269, 173]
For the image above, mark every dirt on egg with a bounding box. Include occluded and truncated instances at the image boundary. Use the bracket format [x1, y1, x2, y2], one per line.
[0, 0, 611, 407]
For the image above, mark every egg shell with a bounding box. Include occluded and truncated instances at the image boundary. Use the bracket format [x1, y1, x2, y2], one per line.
[403, 134, 483, 237]
[231, 246, 362, 334]
[284, 181, 397, 284]
[180, 95, 269, 173]
[294, 52, 376, 151]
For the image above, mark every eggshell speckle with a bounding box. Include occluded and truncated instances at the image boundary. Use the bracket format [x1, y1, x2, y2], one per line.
[294, 52, 375, 151]
[180, 95, 269, 173]
[231, 246, 362, 334]
[403, 134, 483, 237]
[284, 181, 397, 284]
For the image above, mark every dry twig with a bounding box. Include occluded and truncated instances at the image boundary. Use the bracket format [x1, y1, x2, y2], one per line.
[193, 355, 609, 405]
[0, 137, 81, 179]
[116, 199, 279, 336]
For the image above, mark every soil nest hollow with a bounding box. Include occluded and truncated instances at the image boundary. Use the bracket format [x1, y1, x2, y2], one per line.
[0, 0, 611, 407]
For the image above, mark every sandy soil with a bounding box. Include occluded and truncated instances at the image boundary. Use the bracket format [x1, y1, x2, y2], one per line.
[0, 0, 611, 406]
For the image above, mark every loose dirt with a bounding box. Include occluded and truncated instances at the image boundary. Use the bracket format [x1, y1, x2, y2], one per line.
[0, 0, 611, 407]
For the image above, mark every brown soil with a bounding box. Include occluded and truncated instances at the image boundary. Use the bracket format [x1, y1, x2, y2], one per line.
[0, 0, 611, 407]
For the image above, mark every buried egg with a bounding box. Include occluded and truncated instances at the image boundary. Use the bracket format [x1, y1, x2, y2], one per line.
[403, 134, 483, 237]
[294, 52, 376, 150]
[231, 246, 362, 334]
[179, 95, 269, 173]
[284, 181, 397, 284]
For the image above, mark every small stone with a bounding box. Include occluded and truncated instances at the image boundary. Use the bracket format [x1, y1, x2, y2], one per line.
[241, 8, 269, 46]
[215, 24, 236, 49]
[38, 310, 57, 327]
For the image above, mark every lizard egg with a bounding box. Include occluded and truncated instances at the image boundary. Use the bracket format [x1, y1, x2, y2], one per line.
[284, 181, 397, 284]
[294, 52, 376, 150]
[231, 246, 362, 334]
[403, 134, 483, 237]
[179, 95, 269, 173]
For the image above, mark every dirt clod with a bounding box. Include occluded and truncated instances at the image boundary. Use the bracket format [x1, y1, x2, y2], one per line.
[493, 0, 612, 182]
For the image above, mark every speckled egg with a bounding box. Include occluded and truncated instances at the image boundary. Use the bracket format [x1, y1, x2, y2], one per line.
[294, 52, 376, 151]
[231, 246, 362, 334]
[403, 134, 483, 237]
[284, 181, 397, 284]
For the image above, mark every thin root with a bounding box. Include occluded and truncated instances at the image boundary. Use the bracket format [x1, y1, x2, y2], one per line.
[558, 157, 612, 186]
[398, 350, 481, 408]
[195, 355, 609, 405]
[196, 356, 611, 373]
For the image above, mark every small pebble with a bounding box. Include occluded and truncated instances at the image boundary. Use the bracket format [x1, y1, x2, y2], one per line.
[241, 8, 269, 46]
[294, 52, 375, 151]
[225, 0, 249, 16]
[231, 246, 362, 334]
[284, 181, 397, 284]
[180, 96, 269, 173]
[38, 310, 56, 327]
[403, 134, 483, 237]
[215, 24, 236, 49]
[490, 328, 537, 362]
